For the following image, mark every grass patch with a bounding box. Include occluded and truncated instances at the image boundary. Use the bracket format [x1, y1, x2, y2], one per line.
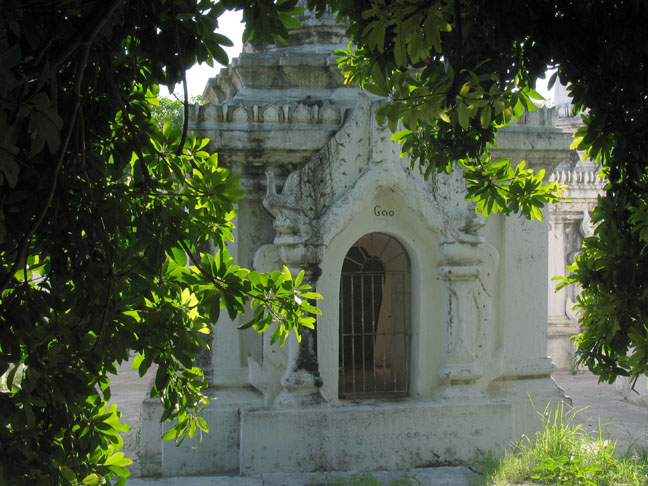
[485, 402, 648, 485]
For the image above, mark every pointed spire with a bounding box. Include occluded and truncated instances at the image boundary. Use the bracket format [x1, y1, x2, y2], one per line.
[243, 3, 348, 54]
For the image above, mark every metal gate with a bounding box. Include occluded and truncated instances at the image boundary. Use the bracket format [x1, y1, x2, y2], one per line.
[338, 233, 411, 398]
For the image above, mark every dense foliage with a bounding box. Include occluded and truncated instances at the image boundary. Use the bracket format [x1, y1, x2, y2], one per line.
[0, 1, 317, 484]
[314, 0, 564, 219]
[306, 0, 648, 384]
[151, 95, 204, 131]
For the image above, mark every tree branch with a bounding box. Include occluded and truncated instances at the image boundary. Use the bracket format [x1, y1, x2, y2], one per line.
[174, 20, 190, 157]
[177, 239, 228, 294]
[448, 0, 463, 102]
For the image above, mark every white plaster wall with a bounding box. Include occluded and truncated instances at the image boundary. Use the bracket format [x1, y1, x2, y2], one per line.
[484, 210, 554, 381]
[616, 375, 648, 406]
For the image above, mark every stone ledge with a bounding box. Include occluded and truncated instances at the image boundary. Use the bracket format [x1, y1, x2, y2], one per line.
[239, 399, 513, 475]
[125, 466, 474, 486]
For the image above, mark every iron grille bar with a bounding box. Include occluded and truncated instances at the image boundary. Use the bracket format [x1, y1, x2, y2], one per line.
[351, 275, 356, 394]
[360, 275, 366, 392]
[371, 274, 376, 393]
[339, 292, 345, 395]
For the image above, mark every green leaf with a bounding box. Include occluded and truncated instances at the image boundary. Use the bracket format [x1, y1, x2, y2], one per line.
[391, 129, 412, 142]
[166, 246, 187, 267]
[299, 291, 322, 300]
[238, 318, 255, 330]
[131, 352, 145, 370]
[107, 465, 130, 477]
[104, 452, 132, 467]
[394, 29, 407, 67]
[211, 33, 234, 47]
[364, 83, 388, 96]
[81, 474, 101, 486]
[161, 428, 177, 441]
[547, 71, 559, 91]
[204, 38, 229, 66]
[438, 110, 451, 124]
[457, 102, 470, 130]
[279, 12, 301, 30]
[369, 63, 390, 96]
[527, 88, 545, 101]
[0, 155, 19, 188]
[479, 106, 492, 129]
[59, 465, 77, 484]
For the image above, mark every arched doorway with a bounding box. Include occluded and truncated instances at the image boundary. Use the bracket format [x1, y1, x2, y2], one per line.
[338, 233, 411, 398]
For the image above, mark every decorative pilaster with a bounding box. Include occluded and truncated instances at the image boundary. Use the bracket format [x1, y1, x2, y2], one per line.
[274, 263, 323, 407]
[263, 172, 325, 407]
[439, 233, 485, 399]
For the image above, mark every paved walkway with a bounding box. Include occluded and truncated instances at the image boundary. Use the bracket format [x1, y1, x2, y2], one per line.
[553, 371, 648, 453]
[109, 360, 648, 485]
